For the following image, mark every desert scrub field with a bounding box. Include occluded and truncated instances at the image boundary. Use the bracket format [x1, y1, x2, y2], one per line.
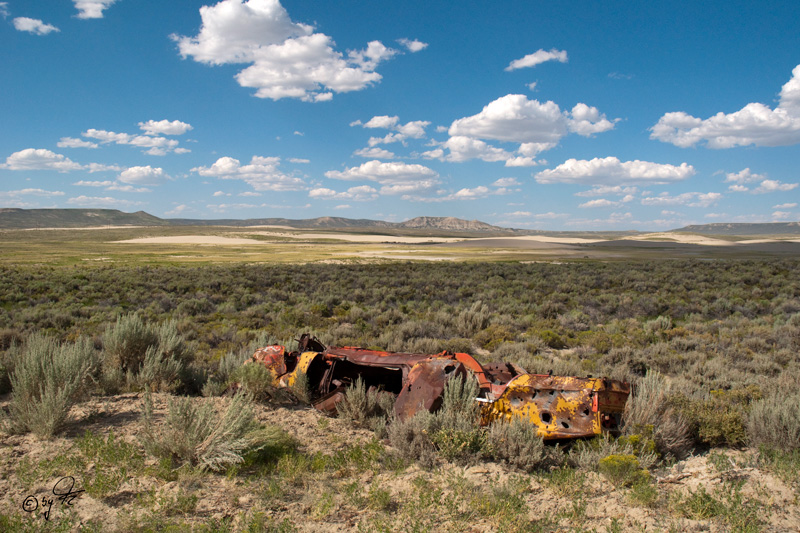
[1, 259, 799, 531]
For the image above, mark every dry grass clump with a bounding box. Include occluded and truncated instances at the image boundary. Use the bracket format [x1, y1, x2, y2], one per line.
[102, 314, 191, 393]
[387, 375, 486, 466]
[336, 377, 395, 430]
[623, 371, 692, 459]
[139, 391, 268, 472]
[4, 334, 98, 438]
[486, 418, 559, 472]
[747, 391, 800, 452]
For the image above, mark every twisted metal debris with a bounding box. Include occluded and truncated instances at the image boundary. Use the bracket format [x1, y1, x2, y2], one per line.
[249, 333, 629, 440]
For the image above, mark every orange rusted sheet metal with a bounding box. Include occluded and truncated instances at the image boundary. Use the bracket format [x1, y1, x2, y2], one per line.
[248, 333, 629, 439]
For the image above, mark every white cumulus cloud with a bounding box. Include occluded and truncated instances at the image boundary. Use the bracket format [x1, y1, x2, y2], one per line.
[324, 160, 438, 195]
[58, 137, 98, 149]
[641, 192, 722, 208]
[67, 196, 144, 208]
[651, 64, 800, 148]
[354, 147, 396, 159]
[172, 0, 401, 101]
[118, 166, 169, 186]
[192, 155, 307, 191]
[13, 17, 59, 35]
[774, 202, 797, 209]
[138, 119, 193, 136]
[397, 38, 427, 53]
[73, 0, 116, 19]
[505, 49, 567, 71]
[535, 157, 695, 185]
[752, 179, 798, 194]
[1, 148, 82, 172]
[309, 185, 378, 201]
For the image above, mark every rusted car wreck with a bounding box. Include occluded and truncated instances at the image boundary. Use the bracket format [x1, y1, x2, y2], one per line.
[250, 334, 629, 440]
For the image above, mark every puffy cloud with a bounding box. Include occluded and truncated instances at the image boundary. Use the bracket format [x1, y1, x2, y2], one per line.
[641, 192, 722, 208]
[308, 185, 378, 201]
[165, 204, 191, 216]
[58, 137, 98, 149]
[0, 3, 9, 18]
[67, 196, 144, 208]
[568, 103, 617, 136]
[724, 168, 766, 183]
[1, 148, 82, 172]
[505, 49, 567, 71]
[325, 160, 438, 195]
[651, 64, 800, 148]
[73, 180, 114, 187]
[535, 157, 695, 185]
[73, 0, 116, 19]
[118, 166, 169, 186]
[774, 202, 797, 209]
[107, 184, 151, 193]
[173, 0, 400, 101]
[0, 188, 65, 198]
[82, 128, 183, 154]
[579, 199, 619, 208]
[397, 38, 427, 53]
[439, 94, 616, 165]
[289, 158, 310, 163]
[353, 115, 430, 149]
[13, 17, 59, 35]
[752, 179, 798, 194]
[363, 115, 399, 129]
[492, 177, 521, 187]
[424, 136, 512, 163]
[728, 184, 749, 192]
[449, 95, 567, 144]
[138, 119, 193, 136]
[575, 185, 639, 197]
[396, 120, 430, 138]
[354, 147, 396, 159]
[773, 211, 794, 220]
[192, 155, 307, 191]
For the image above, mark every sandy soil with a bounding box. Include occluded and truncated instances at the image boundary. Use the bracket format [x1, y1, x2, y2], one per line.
[1, 393, 796, 532]
[244, 231, 467, 244]
[113, 236, 265, 245]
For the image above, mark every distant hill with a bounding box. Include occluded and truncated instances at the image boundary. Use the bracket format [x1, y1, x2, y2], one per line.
[673, 222, 800, 236]
[0, 209, 508, 233]
[397, 216, 501, 231]
[0, 208, 167, 229]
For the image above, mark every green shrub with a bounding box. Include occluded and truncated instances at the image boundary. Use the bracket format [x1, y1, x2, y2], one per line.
[5, 334, 97, 438]
[746, 391, 800, 452]
[538, 330, 566, 349]
[486, 418, 553, 472]
[102, 315, 190, 393]
[671, 387, 759, 447]
[202, 348, 250, 397]
[623, 371, 692, 458]
[337, 377, 394, 429]
[289, 370, 312, 404]
[597, 454, 650, 487]
[139, 391, 265, 472]
[229, 362, 277, 402]
[387, 410, 439, 468]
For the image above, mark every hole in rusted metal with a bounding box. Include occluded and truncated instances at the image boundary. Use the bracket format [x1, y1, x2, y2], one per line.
[561, 421, 570, 429]
[541, 412, 552, 423]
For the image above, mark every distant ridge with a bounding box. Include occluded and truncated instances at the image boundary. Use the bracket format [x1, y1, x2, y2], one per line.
[673, 222, 800, 235]
[0, 209, 508, 233]
[0, 208, 167, 229]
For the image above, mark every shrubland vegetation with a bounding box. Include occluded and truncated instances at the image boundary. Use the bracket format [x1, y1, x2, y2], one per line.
[1, 259, 799, 531]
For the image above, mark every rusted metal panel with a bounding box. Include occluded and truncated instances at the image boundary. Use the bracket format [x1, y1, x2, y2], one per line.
[395, 359, 467, 420]
[247, 333, 630, 440]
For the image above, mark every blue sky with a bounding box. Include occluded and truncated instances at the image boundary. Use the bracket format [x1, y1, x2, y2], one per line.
[1, 0, 799, 230]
